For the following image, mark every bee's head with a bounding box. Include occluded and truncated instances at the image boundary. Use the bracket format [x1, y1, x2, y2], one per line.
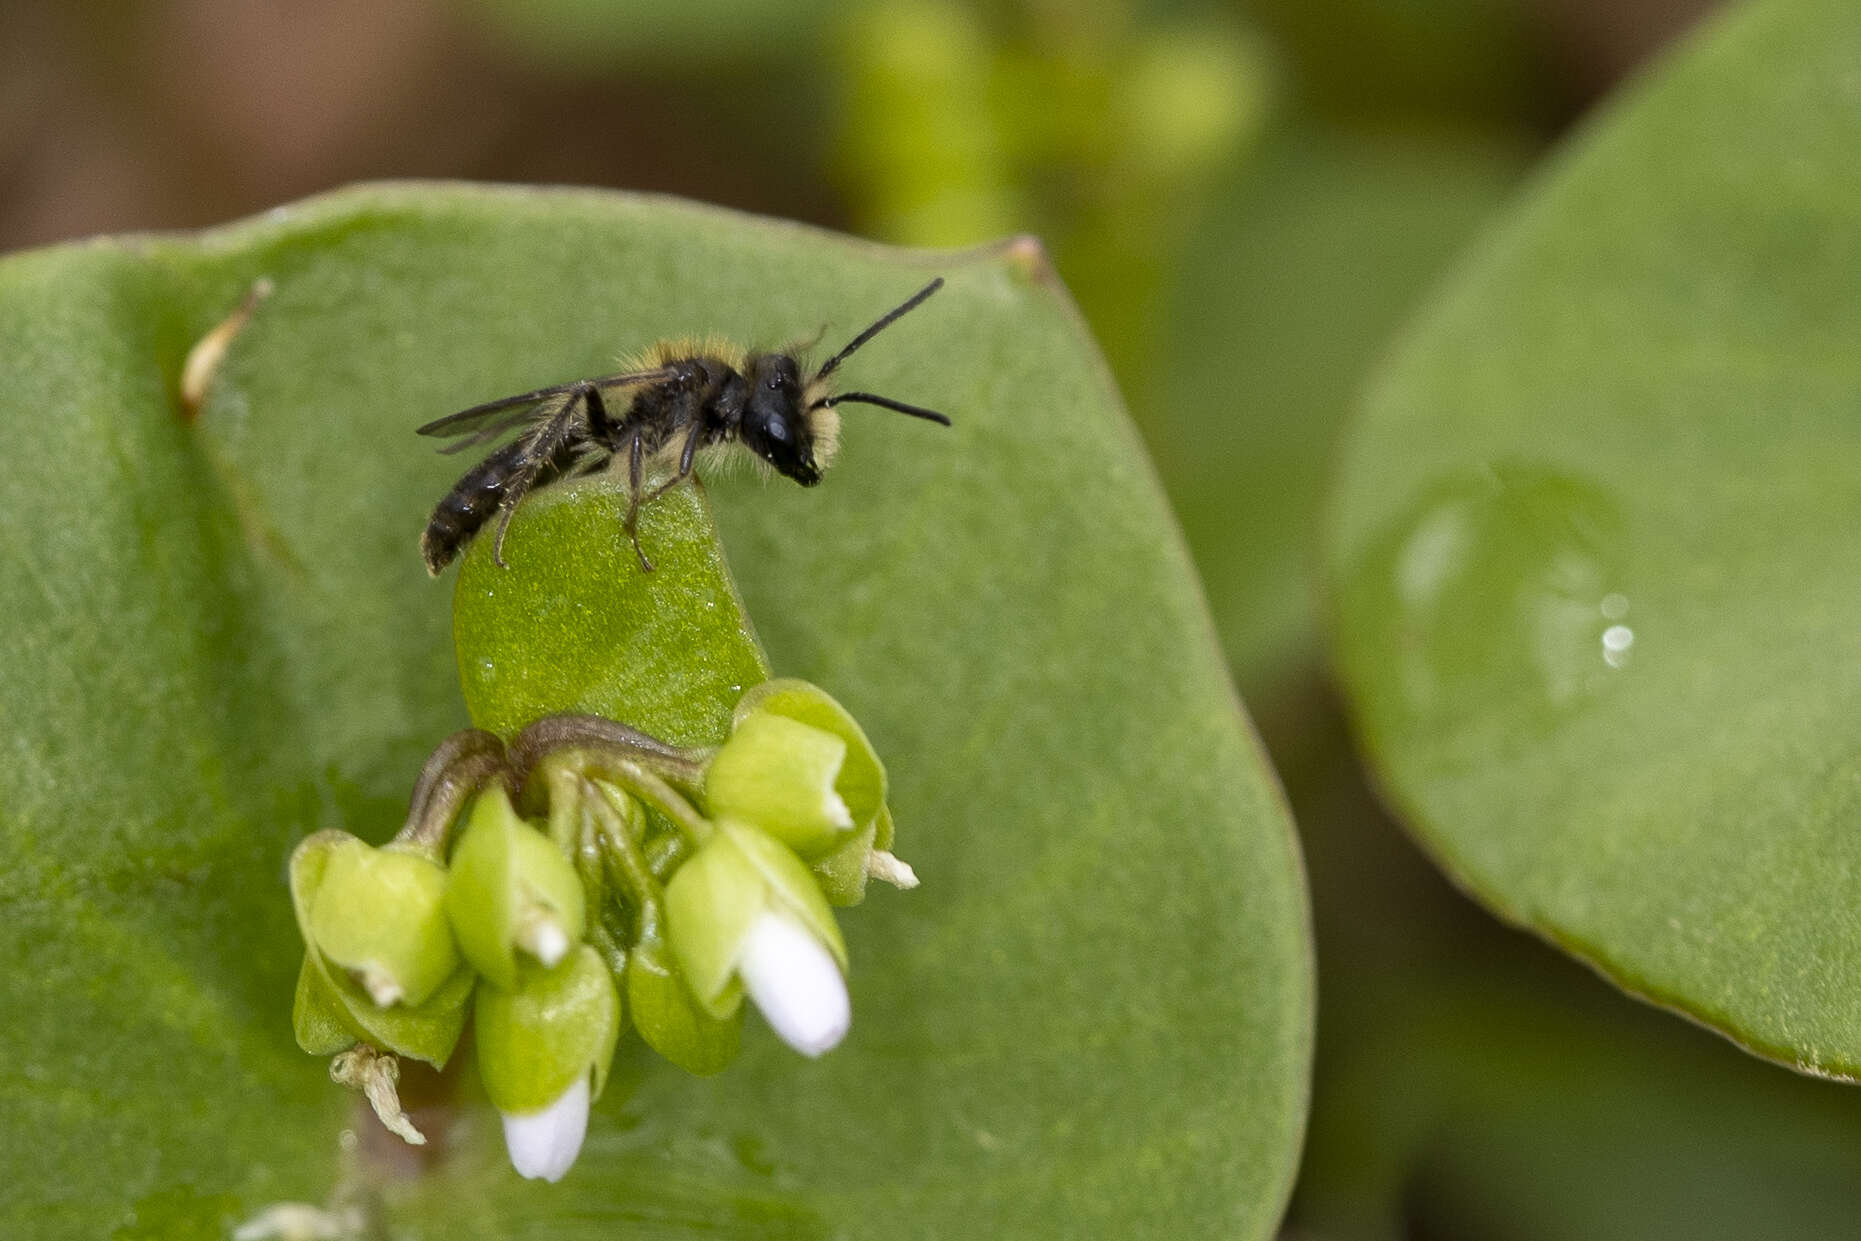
[741, 353, 821, 486]
[795, 279, 951, 462]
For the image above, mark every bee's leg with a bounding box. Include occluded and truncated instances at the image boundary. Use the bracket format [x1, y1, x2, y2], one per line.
[622, 424, 653, 573]
[489, 472, 535, 570]
[491, 389, 586, 569]
[582, 383, 613, 439]
[642, 421, 705, 506]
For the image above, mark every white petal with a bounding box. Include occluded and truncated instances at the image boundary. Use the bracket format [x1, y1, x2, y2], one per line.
[501, 1075, 591, 1183]
[738, 910, 850, 1058]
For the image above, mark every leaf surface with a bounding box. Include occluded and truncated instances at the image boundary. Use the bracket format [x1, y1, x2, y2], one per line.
[0, 184, 1310, 1238]
[1326, 0, 1861, 1071]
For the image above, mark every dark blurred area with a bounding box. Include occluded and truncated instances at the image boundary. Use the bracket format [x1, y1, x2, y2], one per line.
[23, 2, 1861, 1239]
[0, 0, 1700, 251]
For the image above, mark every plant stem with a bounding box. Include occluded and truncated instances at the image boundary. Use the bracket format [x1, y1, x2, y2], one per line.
[395, 729, 510, 853]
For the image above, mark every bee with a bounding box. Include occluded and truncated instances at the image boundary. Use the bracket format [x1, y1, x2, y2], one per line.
[417, 278, 950, 575]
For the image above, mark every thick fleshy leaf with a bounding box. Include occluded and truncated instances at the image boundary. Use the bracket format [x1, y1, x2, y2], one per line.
[1144, 123, 1521, 696]
[0, 183, 1309, 1238]
[453, 481, 768, 742]
[1325, 0, 1861, 1071]
[1277, 704, 1861, 1240]
[1303, 942, 1861, 1241]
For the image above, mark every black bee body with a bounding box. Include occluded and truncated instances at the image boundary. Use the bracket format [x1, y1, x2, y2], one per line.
[420, 428, 579, 572]
[623, 355, 750, 460]
[417, 279, 949, 576]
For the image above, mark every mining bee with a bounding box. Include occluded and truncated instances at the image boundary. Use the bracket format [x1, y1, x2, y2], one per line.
[417, 278, 950, 575]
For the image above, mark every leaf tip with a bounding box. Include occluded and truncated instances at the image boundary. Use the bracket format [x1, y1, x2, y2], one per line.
[1001, 234, 1058, 286]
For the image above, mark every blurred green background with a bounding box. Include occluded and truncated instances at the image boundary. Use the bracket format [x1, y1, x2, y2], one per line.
[18, 1, 1861, 1236]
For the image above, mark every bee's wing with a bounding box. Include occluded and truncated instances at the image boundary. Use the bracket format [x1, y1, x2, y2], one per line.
[416, 366, 676, 453]
[425, 403, 550, 455]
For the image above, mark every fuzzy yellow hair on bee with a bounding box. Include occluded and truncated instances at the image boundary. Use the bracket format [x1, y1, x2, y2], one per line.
[416, 279, 950, 576]
[631, 335, 749, 375]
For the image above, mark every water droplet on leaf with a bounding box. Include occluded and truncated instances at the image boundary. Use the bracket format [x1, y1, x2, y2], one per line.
[1341, 463, 1634, 747]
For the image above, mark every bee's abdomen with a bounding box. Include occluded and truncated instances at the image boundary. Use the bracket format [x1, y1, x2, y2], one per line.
[421, 441, 525, 575]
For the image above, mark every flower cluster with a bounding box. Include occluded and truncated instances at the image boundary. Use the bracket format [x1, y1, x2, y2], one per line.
[289, 680, 914, 1182]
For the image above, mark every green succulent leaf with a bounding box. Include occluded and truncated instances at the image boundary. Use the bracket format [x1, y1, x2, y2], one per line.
[1146, 122, 1521, 697]
[0, 183, 1309, 1239]
[453, 479, 769, 742]
[1325, 0, 1861, 1072]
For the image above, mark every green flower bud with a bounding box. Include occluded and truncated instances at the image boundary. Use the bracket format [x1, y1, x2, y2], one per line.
[444, 785, 586, 991]
[730, 679, 902, 902]
[704, 713, 854, 857]
[809, 820, 881, 907]
[475, 944, 622, 1113]
[626, 923, 741, 1076]
[291, 952, 361, 1057]
[291, 947, 476, 1068]
[475, 945, 622, 1181]
[303, 835, 460, 1008]
[732, 679, 888, 827]
[810, 805, 919, 905]
[665, 821, 849, 1055]
[289, 831, 473, 1067]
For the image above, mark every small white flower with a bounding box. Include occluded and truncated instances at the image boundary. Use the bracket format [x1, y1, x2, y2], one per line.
[501, 1074, 591, 1182]
[736, 910, 850, 1058]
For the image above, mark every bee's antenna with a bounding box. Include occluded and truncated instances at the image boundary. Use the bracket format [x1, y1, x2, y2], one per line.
[813, 278, 944, 381]
[811, 391, 951, 425]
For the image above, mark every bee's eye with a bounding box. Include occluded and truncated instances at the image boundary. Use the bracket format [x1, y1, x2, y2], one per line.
[763, 415, 791, 444]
